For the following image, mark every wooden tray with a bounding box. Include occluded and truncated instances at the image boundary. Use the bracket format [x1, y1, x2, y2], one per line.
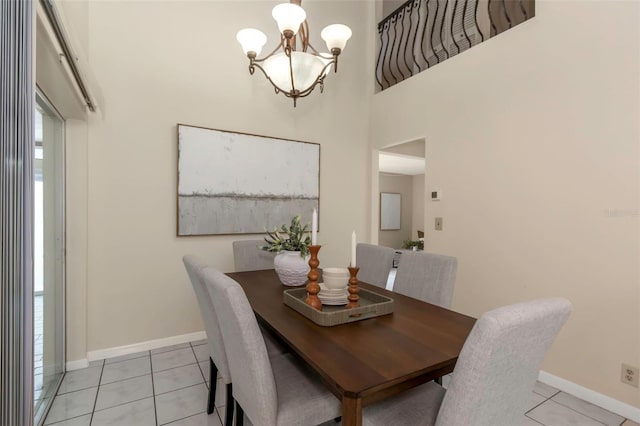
[283, 288, 394, 326]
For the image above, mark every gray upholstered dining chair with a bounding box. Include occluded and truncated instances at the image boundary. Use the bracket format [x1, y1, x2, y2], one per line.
[393, 251, 457, 308]
[201, 266, 342, 426]
[233, 239, 276, 272]
[183, 255, 234, 424]
[362, 298, 572, 426]
[356, 243, 395, 288]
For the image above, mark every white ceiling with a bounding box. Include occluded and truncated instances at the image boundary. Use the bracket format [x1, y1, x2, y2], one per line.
[378, 152, 425, 175]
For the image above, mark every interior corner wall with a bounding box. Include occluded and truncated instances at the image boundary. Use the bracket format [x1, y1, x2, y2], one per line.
[68, 0, 374, 355]
[378, 174, 413, 248]
[371, 0, 640, 407]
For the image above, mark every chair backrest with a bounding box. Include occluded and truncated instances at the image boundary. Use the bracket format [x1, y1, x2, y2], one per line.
[233, 240, 277, 272]
[356, 243, 395, 288]
[436, 298, 572, 426]
[201, 267, 278, 426]
[393, 251, 457, 308]
[182, 255, 231, 384]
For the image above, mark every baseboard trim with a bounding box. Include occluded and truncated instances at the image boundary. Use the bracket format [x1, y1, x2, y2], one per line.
[85, 330, 207, 363]
[539, 371, 640, 422]
[66, 359, 89, 371]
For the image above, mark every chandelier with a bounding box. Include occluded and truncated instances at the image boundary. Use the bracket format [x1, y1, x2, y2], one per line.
[236, 1, 352, 107]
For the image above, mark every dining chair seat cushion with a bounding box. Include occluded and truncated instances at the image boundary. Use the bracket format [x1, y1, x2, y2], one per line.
[271, 353, 342, 426]
[356, 243, 395, 288]
[393, 252, 457, 308]
[363, 381, 443, 426]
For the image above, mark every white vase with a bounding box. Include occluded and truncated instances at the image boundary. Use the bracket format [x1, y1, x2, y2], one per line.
[274, 251, 310, 287]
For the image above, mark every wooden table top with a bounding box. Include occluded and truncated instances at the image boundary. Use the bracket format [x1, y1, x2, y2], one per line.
[226, 269, 476, 405]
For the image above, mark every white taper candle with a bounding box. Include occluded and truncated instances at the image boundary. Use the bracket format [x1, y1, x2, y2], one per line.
[311, 209, 318, 245]
[351, 231, 357, 267]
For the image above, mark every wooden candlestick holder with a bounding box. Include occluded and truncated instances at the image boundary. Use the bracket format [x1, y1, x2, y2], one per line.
[305, 245, 322, 311]
[346, 266, 360, 309]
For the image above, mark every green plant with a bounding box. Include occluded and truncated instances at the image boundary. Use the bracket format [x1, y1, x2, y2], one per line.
[402, 239, 424, 250]
[262, 215, 312, 257]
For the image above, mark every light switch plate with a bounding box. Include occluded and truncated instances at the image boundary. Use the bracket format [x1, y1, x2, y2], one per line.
[435, 217, 443, 231]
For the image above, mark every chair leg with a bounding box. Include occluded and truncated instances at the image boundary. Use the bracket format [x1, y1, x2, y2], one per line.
[208, 357, 218, 414]
[235, 399, 244, 426]
[225, 383, 234, 426]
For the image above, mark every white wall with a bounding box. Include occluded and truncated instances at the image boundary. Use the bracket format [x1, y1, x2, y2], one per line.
[59, 0, 375, 356]
[371, 0, 639, 407]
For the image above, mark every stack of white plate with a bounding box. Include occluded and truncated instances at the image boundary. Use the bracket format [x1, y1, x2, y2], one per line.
[318, 283, 348, 306]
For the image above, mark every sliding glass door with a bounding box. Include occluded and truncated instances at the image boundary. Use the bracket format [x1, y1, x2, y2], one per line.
[34, 93, 65, 425]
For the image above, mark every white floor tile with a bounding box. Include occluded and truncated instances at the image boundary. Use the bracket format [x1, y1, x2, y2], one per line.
[91, 397, 156, 426]
[155, 383, 208, 425]
[214, 378, 226, 408]
[522, 416, 544, 425]
[104, 350, 149, 365]
[198, 361, 210, 384]
[43, 387, 97, 425]
[552, 392, 625, 426]
[152, 347, 197, 372]
[101, 357, 151, 385]
[192, 344, 210, 363]
[43, 414, 92, 426]
[527, 400, 606, 426]
[154, 363, 205, 395]
[165, 411, 223, 426]
[533, 381, 560, 398]
[151, 343, 191, 355]
[57, 367, 102, 395]
[95, 374, 153, 411]
[527, 392, 548, 412]
[622, 420, 640, 426]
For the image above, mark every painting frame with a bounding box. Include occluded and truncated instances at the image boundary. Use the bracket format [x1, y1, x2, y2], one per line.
[177, 124, 320, 236]
[380, 192, 401, 231]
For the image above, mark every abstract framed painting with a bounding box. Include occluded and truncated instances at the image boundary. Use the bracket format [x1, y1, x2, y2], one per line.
[177, 124, 320, 236]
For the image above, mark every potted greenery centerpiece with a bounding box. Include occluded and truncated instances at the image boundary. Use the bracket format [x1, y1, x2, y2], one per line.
[402, 239, 424, 251]
[262, 215, 311, 286]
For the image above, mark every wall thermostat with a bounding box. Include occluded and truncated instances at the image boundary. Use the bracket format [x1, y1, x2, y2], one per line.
[431, 190, 441, 201]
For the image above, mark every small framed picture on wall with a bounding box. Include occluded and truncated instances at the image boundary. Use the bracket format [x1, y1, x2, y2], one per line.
[380, 192, 401, 230]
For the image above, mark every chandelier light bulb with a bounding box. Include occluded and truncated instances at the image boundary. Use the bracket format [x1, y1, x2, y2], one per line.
[272, 3, 306, 35]
[236, 28, 268, 56]
[321, 24, 352, 52]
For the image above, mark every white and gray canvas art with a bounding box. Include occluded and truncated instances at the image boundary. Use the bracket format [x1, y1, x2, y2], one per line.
[177, 125, 320, 235]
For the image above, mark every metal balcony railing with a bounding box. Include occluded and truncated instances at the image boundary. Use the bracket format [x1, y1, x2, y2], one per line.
[376, 0, 535, 91]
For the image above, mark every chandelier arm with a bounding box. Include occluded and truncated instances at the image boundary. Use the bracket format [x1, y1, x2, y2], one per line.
[300, 20, 310, 52]
[318, 58, 336, 77]
[305, 41, 321, 56]
[250, 41, 288, 65]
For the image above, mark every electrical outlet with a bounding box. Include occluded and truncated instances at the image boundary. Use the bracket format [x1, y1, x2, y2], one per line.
[621, 364, 639, 387]
[435, 217, 443, 231]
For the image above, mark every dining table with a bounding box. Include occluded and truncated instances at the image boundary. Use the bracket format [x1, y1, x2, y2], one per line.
[225, 269, 476, 426]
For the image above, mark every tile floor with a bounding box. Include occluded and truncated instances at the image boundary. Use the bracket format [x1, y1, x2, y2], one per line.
[43, 339, 639, 426]
[34, 294, 44, 401]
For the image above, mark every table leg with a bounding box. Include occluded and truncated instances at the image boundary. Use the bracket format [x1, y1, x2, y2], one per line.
[342, 395, 363, 426]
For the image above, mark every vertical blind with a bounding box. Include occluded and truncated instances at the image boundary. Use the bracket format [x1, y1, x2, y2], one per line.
[1, 0, 35, 425]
